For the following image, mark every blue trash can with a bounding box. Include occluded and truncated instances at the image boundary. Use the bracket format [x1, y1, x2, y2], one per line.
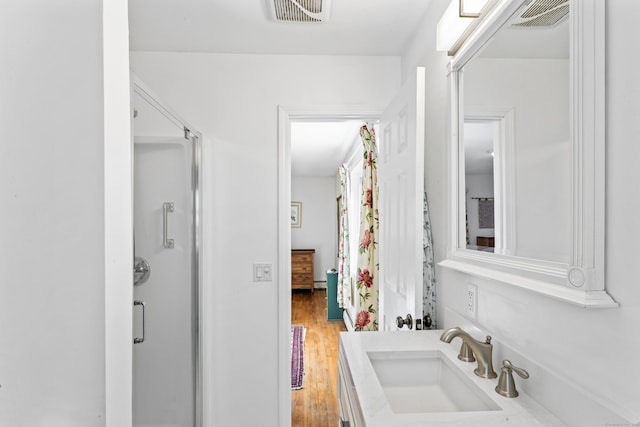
[326, 269, 343, 321]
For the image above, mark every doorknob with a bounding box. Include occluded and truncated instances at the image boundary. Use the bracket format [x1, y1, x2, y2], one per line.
[396, 313, 413, 330]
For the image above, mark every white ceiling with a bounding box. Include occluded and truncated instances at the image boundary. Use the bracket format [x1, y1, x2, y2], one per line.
[464, 121, 494, 175]
[291, 121, 363, 177]
[128, 0, 436, 177]
[128, 1, 567, 178]
[128, 0, 435, 56]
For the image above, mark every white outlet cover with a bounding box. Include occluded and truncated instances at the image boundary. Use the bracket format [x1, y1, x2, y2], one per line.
[466, 284, 477, 319]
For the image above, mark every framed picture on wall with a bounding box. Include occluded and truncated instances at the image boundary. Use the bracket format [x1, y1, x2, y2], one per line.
[291, 201, 302, 228]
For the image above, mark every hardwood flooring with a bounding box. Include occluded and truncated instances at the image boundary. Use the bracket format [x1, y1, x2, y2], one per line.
[291, 289, 347, 427]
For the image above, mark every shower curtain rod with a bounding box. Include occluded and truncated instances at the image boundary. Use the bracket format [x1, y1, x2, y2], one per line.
[472, 197, 494, 200]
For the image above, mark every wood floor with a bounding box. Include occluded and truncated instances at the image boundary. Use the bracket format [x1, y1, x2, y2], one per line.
[291, 288, 347, 427]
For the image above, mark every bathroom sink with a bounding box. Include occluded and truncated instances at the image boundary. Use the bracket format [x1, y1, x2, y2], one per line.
[367, 350, 501, 414]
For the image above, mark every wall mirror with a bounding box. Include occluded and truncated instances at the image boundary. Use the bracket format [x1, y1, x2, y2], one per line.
[440, 0, 617, 307]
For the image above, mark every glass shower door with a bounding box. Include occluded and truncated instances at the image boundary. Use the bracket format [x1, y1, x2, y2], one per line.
[132, 86, 199, 427]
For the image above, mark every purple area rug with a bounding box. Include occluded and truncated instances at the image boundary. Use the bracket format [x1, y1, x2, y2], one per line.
[291, 325, 306, 390]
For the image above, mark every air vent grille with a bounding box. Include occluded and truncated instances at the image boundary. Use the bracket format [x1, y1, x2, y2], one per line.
[270, 0, 330, 23]
[511, 0, 569, 27]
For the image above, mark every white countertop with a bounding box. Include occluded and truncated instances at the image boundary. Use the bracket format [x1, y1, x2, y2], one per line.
[339, 330, 566, 427]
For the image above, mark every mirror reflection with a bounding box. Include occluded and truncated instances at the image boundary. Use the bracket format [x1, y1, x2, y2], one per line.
[464, 121, 496, 252]
[461, 1, 570, 264]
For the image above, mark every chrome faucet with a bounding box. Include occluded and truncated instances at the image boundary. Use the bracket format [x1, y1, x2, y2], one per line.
[440, 327, 497, 379]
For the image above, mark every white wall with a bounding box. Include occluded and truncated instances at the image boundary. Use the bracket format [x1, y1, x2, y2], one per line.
[401, 2, 451, 272]
[104, 1, 134, 425]
[291, 177, 338, 283]
[130, 52, 400, 426]
[0, 1, 115, 425]
[404, 1, 640, 425]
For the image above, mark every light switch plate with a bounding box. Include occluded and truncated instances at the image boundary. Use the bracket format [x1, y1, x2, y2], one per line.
[253, 263, 272, 282]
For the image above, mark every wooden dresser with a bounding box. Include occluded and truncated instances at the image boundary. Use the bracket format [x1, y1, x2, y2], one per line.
[476, 236, 495, 248]
[291, 249, 315, 293]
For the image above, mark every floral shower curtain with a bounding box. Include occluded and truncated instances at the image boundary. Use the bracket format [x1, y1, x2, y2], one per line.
[337, 165, 350, 308]
[355, 125, 379, 331]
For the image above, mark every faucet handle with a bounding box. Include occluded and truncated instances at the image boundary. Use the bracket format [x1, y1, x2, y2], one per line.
[507, 360, 529, 380]
[495, 360, 529, 398]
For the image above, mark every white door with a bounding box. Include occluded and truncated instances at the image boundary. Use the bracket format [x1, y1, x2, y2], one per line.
[378, 67, 426, 331]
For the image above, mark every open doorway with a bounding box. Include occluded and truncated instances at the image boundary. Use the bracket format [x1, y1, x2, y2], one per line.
[278, 106, 383, 425]
[290, 119, 366, 424]
[463, 107, 516, 256]
[278, 71, 427, 421]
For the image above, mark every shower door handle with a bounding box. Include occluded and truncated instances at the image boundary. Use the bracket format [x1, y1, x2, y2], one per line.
[163, 202, 175, 249]
[134, 300, 146, 344]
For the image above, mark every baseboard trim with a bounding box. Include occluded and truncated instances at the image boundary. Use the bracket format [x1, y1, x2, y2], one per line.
[313, 281, 327, 290]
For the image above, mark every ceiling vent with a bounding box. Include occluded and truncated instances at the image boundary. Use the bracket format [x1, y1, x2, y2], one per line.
[269, 0, 331, 23]
[510, 0, 569, 27]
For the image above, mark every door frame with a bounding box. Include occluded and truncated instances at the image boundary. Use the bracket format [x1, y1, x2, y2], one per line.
[463, 107, 516, 255]
[277, 105, 384, 426]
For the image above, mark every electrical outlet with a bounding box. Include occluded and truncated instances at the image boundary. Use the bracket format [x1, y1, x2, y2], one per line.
[466, 284, 477, 319]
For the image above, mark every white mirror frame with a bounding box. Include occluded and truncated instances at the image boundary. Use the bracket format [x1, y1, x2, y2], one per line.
[440, 0, 618, 308]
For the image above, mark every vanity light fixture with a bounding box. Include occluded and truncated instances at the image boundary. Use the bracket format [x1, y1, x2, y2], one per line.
[436, 0, 493, 55]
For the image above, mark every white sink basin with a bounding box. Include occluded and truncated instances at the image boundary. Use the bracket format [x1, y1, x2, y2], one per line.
[367, 350, 501, 414]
